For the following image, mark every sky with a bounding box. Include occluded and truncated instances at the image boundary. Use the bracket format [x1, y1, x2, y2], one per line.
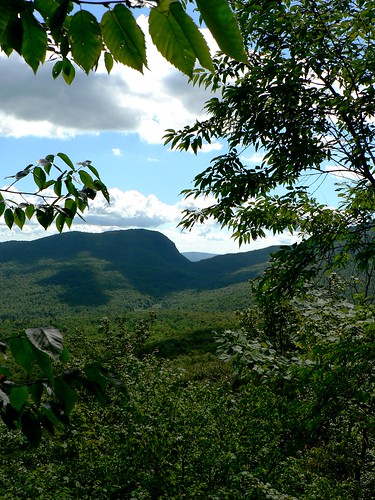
[0, 11, 339, 255]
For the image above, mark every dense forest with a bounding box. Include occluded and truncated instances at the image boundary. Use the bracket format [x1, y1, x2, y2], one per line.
[1, 0, 375, 498]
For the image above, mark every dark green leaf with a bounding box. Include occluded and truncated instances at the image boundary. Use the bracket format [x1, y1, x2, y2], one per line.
[4, 208, 14, 229]
[33, 166, 46, 189]
[20, 10, 47, 73]
[25, 204, 35, 219]
[36, 207, 54, 229]
[9, 336, 35, 373]
[57, 152, 75, 170]
[31, 381, 44, 407]
[10, 386, 29, 412]
[21, 408, 42, 446]
[52, 60, 63, 79]
[54, 377, 77, 415]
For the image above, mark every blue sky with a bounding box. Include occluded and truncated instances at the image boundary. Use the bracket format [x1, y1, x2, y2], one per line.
[0, 12, 340, 254]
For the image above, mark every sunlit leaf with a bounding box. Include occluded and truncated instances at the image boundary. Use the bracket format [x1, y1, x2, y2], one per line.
[69, 10, 102, 73]
[195, 0, 248, 63]
[169, 2, 214, 72]
[102, 4, 147, 72]
[149, 5, 196, 77]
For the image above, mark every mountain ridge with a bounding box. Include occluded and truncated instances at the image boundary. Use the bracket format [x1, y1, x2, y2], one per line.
[0, 229, 278, 316]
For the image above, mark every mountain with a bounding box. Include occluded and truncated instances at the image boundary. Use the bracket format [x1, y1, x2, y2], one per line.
[182, 252, 217, 262]
[0, 229, 278, 317]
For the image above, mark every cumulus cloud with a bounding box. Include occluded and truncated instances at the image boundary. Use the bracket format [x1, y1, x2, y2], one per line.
[0, 15, 215, 143]
[0, 186, 297, 254]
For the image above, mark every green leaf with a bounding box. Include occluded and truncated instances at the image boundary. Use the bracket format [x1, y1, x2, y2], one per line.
[104, 51, 113, 73]
[36, 207, 53, 229]
[20, 10, 47, 73]
[31, 347, 53, 383]
[149, 5, 196, 77]
[4, 208, 14, 229]
[69, 10, 102, 74]
[21, 408, 42, 446]
[55, 213, 65, 233]
[57, 152, 75, 170]
[10, 386, 29, 412]
[79, 170, 95, 189]
[54, 178, 62, 196]
[101, 4, 147, 72]
[25, 327, 64, 360]
[169, 2, 214, 72]
[0, 201, 5, 218]
[34, 0, 59, 21]
[195, 0, 248, 63]
[25, 204, 35, 219]
[0, 0, 10, 39]
[48, 0, 70, 40]
[62, 57, 75, 84]
[9, 336, 35, 373]
[31, 381, 44, 407]
[33, 166, 46, 189]
[54, 377, 77, 415]
[52, 60, 63, 79]
[14, 208, 26, 229]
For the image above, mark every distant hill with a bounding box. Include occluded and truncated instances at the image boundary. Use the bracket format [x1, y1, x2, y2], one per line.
[182, 252, 217, 262]
[0, 230, 278, 317]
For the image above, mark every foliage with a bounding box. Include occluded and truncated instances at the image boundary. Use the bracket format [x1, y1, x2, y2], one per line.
[165, 0, 375, 294]
[2, 311, 373, 498]
[216, 279, 375, 498]
[0, 0, 247, 80]
[0, 324, 126, 445]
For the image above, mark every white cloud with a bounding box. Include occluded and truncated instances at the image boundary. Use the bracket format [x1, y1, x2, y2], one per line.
[241, 152, 265, 163]
[325, 164, 364, 181]
[112, 148, 123, 156]
[0, 16, 216, 144]
[0, 186, 298, 254]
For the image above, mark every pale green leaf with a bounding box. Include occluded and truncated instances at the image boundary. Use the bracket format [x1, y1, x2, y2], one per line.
[169, 2, 214, 72]
[149, 5, 196, 77]
[195, 0, 248, 63]
[101, 4, 147, 72]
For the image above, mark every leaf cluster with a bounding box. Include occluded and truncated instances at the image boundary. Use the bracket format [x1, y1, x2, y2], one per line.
[0, 0, 247, 80]
[0, 325, 126, 445]
[1, 154, 109, 232]
[165, 0, 375, 252]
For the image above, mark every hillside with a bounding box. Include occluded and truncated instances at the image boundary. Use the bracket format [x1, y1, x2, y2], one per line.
[0, 229, 277, 317]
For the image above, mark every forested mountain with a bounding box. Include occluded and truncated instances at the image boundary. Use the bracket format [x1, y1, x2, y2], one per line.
[0, 229, 276, 317]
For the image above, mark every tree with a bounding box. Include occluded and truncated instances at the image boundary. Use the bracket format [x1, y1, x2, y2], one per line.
[165, 0, 375, 296]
